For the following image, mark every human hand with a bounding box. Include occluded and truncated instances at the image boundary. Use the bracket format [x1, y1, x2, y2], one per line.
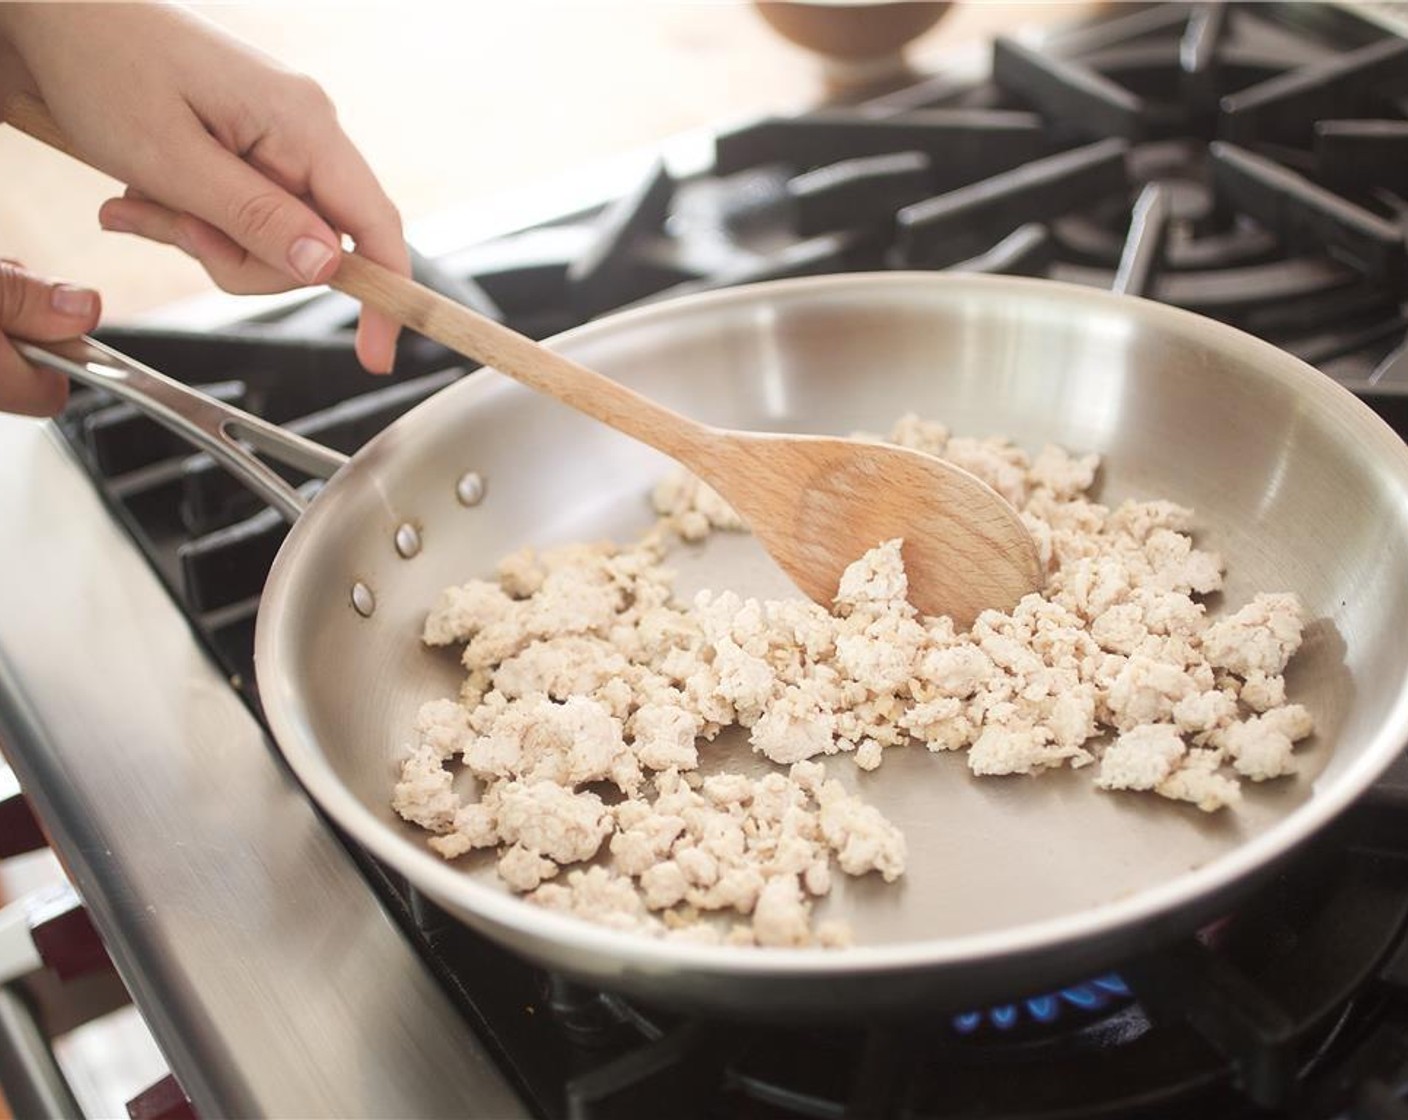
[0, 3, 407, 374]
[0, 261, 101, 417]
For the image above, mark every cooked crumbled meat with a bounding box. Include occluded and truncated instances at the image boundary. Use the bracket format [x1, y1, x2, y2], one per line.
[422, 580, 514, 646]
[881, 412, 950, 456]
[1096, 724, 1187, 791]
[1106, 656, 1201, 731]
[712, 636, 777, 725]
[463, 694, 640, 795]
[701, 772, 754, 806]
[1156, 749, 1243, 812]
[1202, 593, 1305, 677]
[690, 866, 767, 915]
[916, 643, 993, 699]
[752, 874, 812, 948]
[428, 832, 473, 860]
[803, 860, 832, 896]
[430, 801, 500, 857]
[968, 722, 1088, 776]
[392, 744, 459, 833]
[652, 471, 745, 537]
[497, 844, 561, 892]
[629, 702, 703, 771]
[1238, 671, 1287, 713]
[1221, 704, 1314, 781]
[492, 636, 629, 701]
[395, 412, 1317, 948]
[609, 809, 686, 877]
[1172, 689, 1238, 738]
[530, 867, 661, 935]
[816, 779, 906, 881]
[834, 538, 909, 614]
[854, 738, 884, 771]
[749, 682, 836, 764]
[676, 845, 721, 887]
[640, 861, 690, 910]
[1047, 686, 1099, 754]
[1030, 444, 1101, 499]
[943, 436, 1031, 508]
[496, 546, 546, 598]
[494, 781, 612, 864]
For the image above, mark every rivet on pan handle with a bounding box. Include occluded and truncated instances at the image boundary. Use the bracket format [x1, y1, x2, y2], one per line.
[18, 337, 347, 522]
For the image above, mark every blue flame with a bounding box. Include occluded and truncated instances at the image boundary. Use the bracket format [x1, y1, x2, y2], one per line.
[951, 972, 1131, 1035]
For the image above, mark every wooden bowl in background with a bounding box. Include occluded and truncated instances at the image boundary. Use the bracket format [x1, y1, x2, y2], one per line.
[751, 1, 953, 94]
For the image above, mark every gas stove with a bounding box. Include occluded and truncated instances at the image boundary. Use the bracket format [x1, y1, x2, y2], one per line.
[6, 3, 1408, 1117]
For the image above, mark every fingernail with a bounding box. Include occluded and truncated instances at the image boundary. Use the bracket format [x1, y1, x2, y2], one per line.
[289, 237, 336, 284]
[100, 214, 134, 234]
[51, 284, 98, 319]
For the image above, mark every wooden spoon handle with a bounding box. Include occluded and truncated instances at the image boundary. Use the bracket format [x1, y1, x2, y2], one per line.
[2, 90, 715, 463]
[331, 254, 713, 459]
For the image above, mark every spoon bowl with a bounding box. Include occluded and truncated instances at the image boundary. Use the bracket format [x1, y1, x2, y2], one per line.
[699, 430, 1041, 624]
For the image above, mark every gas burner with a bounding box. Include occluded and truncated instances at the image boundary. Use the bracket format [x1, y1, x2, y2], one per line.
[950, 973, 1134, 1036]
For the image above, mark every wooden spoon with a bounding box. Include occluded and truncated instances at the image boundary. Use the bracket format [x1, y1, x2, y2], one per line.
[4, 93, 1042, 625]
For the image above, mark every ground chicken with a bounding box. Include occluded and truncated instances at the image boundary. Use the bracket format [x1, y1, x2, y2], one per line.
[816, 779, 906, 881]
[834, 538, 909, 614]
[752, 874, 812, 948]
[394, 413, 1317, 949]
[1221, 704, 1315, 781]
[494, 781, 612, 864]
[1156, 749, 1243, 812]
[1096, 724, 1187, 791]
[630, 702, 703, 771]
[1202, 593, 1305, 677]
[422, 580, 514, 646]
[392, 745, 459, 833]
[496, 844, 560, 892]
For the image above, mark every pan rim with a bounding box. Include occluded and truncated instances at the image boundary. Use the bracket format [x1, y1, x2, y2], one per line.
[256, 271, 1408, 975]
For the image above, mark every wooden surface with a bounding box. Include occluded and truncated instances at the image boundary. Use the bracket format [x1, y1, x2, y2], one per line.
[0, 2, 1091, 323]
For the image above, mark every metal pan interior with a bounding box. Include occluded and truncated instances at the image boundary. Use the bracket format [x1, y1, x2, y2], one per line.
[256, 273, 1408, 1011]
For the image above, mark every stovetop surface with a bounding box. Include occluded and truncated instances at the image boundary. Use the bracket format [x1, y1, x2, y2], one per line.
[13, 2, 1408, 1117]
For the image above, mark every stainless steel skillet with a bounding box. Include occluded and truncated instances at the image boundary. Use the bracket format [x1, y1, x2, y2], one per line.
[28, 273, 1408, 1020]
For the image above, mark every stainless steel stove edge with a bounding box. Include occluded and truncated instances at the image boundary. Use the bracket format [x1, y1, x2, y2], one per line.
[0, 416, 527, 1118]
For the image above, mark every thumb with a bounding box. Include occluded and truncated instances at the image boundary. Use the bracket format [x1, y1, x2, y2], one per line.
[0, 259, 101, 340]
[0, 260, 101, 417]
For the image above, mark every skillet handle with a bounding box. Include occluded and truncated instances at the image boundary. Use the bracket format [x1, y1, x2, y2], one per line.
[18, 337, 347, 523]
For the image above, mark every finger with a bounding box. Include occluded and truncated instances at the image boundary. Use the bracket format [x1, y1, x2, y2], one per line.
[100, 196, 181, 247]
[100, 197, 292, 295]
[140, 107, 344, 287]
[0, 262, 100, 418]
[0, 335, 69, 417]
[304, 140, 408, 374]
[0, 260, 101, 340]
